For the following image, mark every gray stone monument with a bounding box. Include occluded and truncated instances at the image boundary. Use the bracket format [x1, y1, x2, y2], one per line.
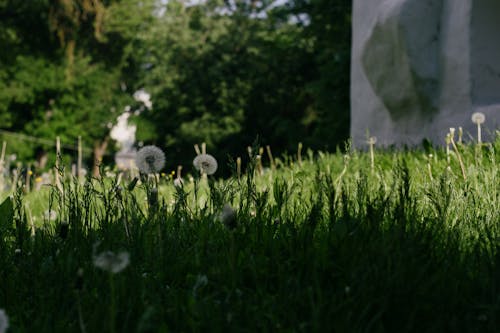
[351, 0, 500, 146]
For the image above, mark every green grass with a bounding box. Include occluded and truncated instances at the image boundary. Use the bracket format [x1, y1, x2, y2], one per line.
[0, 138, 499, 332]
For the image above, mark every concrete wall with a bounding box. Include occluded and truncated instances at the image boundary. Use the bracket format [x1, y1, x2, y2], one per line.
[351, 0, 499, 147]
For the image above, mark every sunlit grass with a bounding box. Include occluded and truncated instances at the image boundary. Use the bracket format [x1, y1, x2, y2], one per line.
[0, 136, 499, 332]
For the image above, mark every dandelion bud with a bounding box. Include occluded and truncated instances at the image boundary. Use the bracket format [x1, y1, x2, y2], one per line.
[445, 133, 452, 145]
[173, 178, 184, 188]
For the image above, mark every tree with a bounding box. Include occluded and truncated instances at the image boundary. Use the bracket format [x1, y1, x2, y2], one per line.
[288, 0, 352, 149]
[131, 0, 319, 172]
[0, 0, 154, 173]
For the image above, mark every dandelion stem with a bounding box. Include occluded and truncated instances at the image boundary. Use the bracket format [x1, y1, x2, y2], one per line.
[194, 144, 201, 155]
[297, 142, 303, 167]
[76, 293, 87, 333]
[370, 143, 375, 171]
[266, 145, 276, 170]
[368, 137, 376, 171]
[77, 136, 83, 182]
[477, 123, 482, 144]
[256, 155, 263, 176]
[445, 134, 451, 167]
[427, 155, 433, 181]
[450, 135, 467, 180]
[109, 274, 116, 333]
[236, 157, 241, 180]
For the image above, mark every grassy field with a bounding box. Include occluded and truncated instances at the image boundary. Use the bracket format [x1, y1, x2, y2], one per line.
[0, 137, 499, 332]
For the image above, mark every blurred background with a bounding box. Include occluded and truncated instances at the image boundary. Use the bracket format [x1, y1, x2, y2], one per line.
[0, 0, 351, 175]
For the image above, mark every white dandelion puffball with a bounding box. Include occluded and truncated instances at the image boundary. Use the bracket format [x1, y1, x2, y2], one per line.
[136, 145, 165, 174]
[193, 154, 218, 175]
[219, 204, 237, 228]
[93, 251, 130, 274]
[471, 112, 486, 124]
[0, 309, 8, 333]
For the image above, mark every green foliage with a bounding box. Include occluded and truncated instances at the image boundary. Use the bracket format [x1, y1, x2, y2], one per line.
[0, 0, 152, 162]
[0, 0, 353, 170]
[130, 0, 352, 170]
[0, 197, 13, 234]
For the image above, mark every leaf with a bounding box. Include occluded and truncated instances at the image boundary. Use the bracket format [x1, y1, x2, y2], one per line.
[0, 197, 14, 231]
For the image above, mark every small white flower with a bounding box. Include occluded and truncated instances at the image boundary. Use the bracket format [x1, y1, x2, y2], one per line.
[193, 154, 218, 175]
[192, 274, 208, 297]
[135, 145, 165, 174]
[44, 209, 57, 221]
[471, 112, 485, 124]
[93, 250, 130, 274]
[0, 309, 9, 333]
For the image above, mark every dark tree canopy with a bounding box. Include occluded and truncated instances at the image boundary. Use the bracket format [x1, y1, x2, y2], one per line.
[0, 0, 352, 173]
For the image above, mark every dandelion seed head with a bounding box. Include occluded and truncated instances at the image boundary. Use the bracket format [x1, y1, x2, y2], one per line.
[0, 309, 8, 333]
[136, 145, 165, 174]
[471, 112, 486, 124]
[93, 250, 130, 274]
[219, 204, 237, 229]
[193, 154, 218, 175]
